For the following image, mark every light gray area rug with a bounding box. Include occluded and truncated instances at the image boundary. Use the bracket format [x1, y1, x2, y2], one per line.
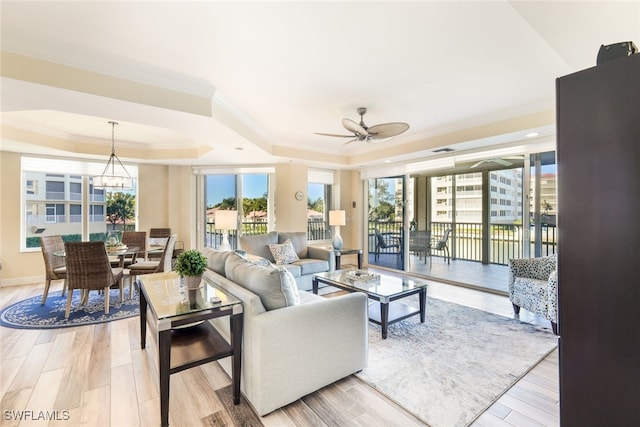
[356, 297, 558, 427]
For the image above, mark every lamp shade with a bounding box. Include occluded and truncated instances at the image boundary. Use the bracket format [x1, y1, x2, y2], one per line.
[216, 210, 238, 230]
[329, 210, 346, 226]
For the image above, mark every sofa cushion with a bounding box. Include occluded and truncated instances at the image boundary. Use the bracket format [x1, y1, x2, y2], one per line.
[281, 263, 302, 278]
[268, 239, 300, 265]
[225, 252, 299, 310]
[278, 232, 309, 259]
[239, 231, 278, 262]
[292, 258, 330, 276]
[202, 247, 233, 276]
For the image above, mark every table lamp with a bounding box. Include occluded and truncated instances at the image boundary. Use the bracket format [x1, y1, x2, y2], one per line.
[216, 210, 237, 251]
[329, 210, 346, 250]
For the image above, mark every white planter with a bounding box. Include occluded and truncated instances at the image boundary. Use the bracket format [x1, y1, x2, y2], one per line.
[183, 275, 202, 290]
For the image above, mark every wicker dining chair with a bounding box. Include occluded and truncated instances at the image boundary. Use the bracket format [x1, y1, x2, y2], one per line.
[110, 231, 147, 268]
[128, 234, 177, 298]
[39, 235, 68, 305]
[64, 241, 124, 319]
[148, 228, 171, 260]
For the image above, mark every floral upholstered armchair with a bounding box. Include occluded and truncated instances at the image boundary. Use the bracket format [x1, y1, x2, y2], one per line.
[508, 254, 558, 335]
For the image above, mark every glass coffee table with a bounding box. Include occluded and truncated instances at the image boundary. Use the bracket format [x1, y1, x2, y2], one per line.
[312, 269, 427, 339]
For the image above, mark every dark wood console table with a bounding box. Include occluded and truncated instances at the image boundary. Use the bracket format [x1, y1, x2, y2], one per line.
[139, 272, 243, 427]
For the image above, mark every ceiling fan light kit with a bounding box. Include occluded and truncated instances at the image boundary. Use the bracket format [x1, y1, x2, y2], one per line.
[315, 107, 409, 144]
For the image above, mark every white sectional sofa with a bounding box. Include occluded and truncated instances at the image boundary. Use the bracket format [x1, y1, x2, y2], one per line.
[202, 248, 368, 416]
[238, 231, 335, 291]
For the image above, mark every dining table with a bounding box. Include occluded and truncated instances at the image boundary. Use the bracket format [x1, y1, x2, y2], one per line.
[54, 245, 164, 268]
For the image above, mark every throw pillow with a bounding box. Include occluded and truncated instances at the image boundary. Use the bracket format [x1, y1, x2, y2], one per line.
[202, 248, 232, 276]
[268, 239, 300, 265]
[225, 252, 300, 310]
[271, 264, 300, 304]
[278, 232, 309, 258]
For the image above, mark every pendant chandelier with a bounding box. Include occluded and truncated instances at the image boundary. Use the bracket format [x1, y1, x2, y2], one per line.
[93, 121, 133, 190]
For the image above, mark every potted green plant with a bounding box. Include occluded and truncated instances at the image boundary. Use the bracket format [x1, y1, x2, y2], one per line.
[174, 249, 207, 289]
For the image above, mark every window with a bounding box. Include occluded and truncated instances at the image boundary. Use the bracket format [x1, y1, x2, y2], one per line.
[307, 182, 332, 240]
[70, 182, 82, 201]
[70, 204, 82, 223]
[45, 180, 65, 200]
[45, 204, 65, 223]
[90, 205, 104, 222]
[308, 169, 335, 241]
[203, 172, 272, 249]
[21, 157, 138, 249]
[26, 180, 37, 195]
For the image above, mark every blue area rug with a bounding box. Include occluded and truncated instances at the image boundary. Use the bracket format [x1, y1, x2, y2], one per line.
[0, 289, 139, 329]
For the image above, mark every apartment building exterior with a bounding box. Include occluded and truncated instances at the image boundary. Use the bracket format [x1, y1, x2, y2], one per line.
[24, 172, 107, 244]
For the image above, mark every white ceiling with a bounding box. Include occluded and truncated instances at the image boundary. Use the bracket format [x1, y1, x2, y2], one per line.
[1, 1, 639, 170]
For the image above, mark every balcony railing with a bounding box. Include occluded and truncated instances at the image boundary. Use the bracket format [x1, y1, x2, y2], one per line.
[204, 220, 331, 250]
[368, 221, 557, 265]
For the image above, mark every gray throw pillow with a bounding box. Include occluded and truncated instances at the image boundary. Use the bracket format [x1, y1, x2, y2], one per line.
[202, 247, 233, 276]
[278, 231, 309, 259]
[225, 252, 299, 310]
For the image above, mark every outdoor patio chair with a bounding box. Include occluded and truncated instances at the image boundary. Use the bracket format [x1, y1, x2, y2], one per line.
[374, 229, 400, 261]
[409, 230, 431, 264]
[129, 234, 177, 297]
[64, 241, 124, 319]
[39, 235, 68, 305]
[428, 228, 452, 265]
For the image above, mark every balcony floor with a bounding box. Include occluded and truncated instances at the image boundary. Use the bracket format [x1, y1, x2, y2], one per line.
[364, 252, 509, 294]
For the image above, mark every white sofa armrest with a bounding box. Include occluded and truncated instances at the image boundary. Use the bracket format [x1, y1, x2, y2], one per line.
[248, 292, 368, 415]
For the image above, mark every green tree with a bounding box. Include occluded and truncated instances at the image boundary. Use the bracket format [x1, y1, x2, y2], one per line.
[308, 197, 324, 213]
[243, 196, 267, 217]
[214, 197, 237, 210]
[368, 179, 396, 221]
[106, 192, 135, 230]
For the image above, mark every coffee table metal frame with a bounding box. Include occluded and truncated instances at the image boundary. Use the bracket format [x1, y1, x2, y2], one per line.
[312, 269, 427, 339]
[139, 272, 243, 427]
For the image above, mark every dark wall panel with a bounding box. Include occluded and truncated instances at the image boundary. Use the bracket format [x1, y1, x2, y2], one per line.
[556, 53, 640, 426]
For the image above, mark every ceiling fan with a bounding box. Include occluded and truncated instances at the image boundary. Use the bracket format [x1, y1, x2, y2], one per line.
[470, 156, 525, 168]
[314, 107, 409, 144]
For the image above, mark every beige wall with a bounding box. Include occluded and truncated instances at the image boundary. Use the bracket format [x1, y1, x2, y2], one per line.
[1, 151, 43, 283]
[274, 163, 308, 232]
[0, 155, 194, 284]
[0, 152, 365, 284]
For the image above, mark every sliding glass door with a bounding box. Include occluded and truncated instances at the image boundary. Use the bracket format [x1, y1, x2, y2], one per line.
[367, 176, 405, 269]
[528, 151, 557, 257]
[204, 173, 270, 250]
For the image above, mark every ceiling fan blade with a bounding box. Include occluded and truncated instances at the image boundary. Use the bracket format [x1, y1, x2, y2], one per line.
[367, 137, 391, 144]
[343, 138, 358, 145]
[367, 122, 410, 139]
[494, 158, 512, 166]
[470, 160, 485, 168]
[342, 118, 368, 136]
[313, 132, 354, 138]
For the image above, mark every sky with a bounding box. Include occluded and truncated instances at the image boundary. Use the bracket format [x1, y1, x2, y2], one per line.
[206, 174, 325, 207]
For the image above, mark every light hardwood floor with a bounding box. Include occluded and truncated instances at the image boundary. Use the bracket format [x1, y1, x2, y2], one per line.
[0, 273, 559, 427]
